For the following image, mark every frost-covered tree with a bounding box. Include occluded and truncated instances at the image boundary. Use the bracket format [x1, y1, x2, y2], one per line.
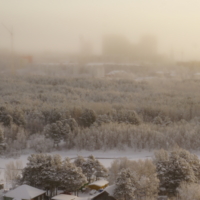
[42, 108, 64, 124]
[60, 118, 78, 148]
[79, 109, 96, 127]
[0, 106, 13, 127]
[16, 131, 27, 149]
[113, 110, 141, 125]
[0, 128, 4, 143]
[4, 160, 23, 188]
[177, 148, 200, 181]
[0, 127, 6, 153]
[177, 182, 200, 200]
[26, 110, 45, 134]
[21, 154, 46, 187]
[114, 168, 137, 200]
[80, 155, 108, 182]
[154, 148, 196, 195]
[109, 158, 159, 199]
[29, 134, 53, 153]
[81, 155, 97, 182]
[94, 159, 108, 180]
[134, 160, 159, 199]
[74, 155, 86, 168]
[62, 118, 78, 132]
[21, 154, 63, 196]
[60, 159, 87, 195]
[12, 109, 26, 127]
[109, 157, 132, 184]
[21, 154, 86, 196]
[40, 154, 62, 196]
[43, 121, 70, 147]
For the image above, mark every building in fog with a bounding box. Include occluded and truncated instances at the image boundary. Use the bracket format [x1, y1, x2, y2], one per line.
[102, 34, 159, 62]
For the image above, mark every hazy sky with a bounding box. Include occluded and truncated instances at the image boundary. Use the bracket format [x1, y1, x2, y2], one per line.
[1, 0, 200, 60]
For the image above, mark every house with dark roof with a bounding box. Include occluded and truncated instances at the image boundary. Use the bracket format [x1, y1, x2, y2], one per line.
[91, 185, 116, 200]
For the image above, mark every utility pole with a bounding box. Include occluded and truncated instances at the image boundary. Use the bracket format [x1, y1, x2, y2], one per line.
[1, 23, 15, 73]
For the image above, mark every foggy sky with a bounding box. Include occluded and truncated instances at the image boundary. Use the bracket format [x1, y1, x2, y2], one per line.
[1, 0, 200, 60]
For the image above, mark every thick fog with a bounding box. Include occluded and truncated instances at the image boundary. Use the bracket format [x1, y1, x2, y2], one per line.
[0, 0, 200, 60]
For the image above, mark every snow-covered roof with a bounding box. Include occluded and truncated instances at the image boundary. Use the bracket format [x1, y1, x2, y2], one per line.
[88, 180, 108, 187]
[52, 194, 78, 200]
[4, 184, 45, 200]
[104, 185, 115, 196]
[92, 185, 115, 199]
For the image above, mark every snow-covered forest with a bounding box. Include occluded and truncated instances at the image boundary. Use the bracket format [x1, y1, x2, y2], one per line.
[0, 65, 200, 155]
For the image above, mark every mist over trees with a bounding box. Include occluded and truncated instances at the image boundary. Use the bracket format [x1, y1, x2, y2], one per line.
[0, 71, 200, 155]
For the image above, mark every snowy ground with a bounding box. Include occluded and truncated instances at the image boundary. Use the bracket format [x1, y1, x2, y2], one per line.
[0, 149, 154, 183]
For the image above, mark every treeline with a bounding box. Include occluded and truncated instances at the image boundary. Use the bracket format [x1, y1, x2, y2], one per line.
[1, 74, 200, 122]
[1, 117, 200, 155]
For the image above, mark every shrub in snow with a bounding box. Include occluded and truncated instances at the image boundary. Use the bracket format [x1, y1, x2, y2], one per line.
[29, 134, 53, 153]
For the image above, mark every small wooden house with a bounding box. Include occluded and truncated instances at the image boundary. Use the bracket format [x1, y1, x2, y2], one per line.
[3, 184, 46, 200]
[92, 185, 116, 200]
[88, 180, 108, 190]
